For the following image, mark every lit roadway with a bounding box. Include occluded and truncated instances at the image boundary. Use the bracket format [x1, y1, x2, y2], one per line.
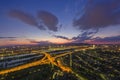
[0, 51, 73, 75]
[0, 47, 92, 80]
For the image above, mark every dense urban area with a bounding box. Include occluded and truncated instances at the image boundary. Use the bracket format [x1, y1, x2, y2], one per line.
[0, 44, 120, 80]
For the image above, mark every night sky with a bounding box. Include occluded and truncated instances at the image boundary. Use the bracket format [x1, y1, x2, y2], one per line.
[0, 0, 120, 46]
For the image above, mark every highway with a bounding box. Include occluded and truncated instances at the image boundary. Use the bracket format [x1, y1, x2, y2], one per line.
[0, 51, 73, 75]
[0, 47, 92, 80]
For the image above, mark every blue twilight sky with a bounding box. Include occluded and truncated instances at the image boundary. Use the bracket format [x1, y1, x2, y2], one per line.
[0, 0, 120, 46]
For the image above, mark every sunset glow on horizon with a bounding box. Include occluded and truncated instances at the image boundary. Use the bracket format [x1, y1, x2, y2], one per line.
[0, 0, 120, 46]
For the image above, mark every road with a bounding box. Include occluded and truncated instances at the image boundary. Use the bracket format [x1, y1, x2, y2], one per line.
[0, 51, 74, 75]
[0, 47, 92, 80]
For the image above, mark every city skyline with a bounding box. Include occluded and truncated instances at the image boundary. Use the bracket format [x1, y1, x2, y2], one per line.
[0, 0, 120, 46]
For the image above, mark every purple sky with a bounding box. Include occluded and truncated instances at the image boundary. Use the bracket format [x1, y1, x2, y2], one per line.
[0, 0, 120, 46]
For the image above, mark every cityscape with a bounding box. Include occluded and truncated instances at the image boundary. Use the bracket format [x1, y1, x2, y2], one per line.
[0, 0, 120, 80]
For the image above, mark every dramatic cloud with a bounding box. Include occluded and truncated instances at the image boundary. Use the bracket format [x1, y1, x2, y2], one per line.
[53, 34, 120, 44]
[8, 9, 45, 30]
[0, 37, 17, 39]
[72, 31, 97, 43]
[73, 0, 120, 30]
[8, 10, 59, 32]
[37, 10, 59, 32]
[92, 35, 120, 42]
[29, 39, 53, 45]
[53, 35, 70, 40]
[53, 30, 98, 43]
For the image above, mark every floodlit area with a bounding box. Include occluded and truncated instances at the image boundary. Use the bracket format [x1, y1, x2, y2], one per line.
[0, 45, 120, 80]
